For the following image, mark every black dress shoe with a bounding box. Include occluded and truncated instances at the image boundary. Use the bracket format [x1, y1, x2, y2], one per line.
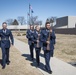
[30, 63, 34, 66]
[45, 66, 52, 74]
[26, 58, 34, 61]
[31, 63, 39, 67]
[2, 66, 5, 69]
[26, 58, 29, 60]
[7, 61, 10, 65]
[48, 70, 52, 74]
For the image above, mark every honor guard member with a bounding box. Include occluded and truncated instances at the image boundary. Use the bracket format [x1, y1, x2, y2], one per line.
[41, 22, 56, 74]
[26, 25, 35, 61]
[33, 26, 42, 67]
[0, 22, 14, 69]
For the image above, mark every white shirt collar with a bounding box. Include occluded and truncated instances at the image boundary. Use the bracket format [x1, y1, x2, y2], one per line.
[3, 29, 7, 33]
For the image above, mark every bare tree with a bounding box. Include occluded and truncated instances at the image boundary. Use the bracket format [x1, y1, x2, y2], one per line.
[6, 19, 14, 25]
[28, 16, 42, 26]
[35, 21, 42, 25]
[50, 17, 57, 27]
[17, 16, 26, 25]
[29, 16, 38, 25]
[50, 17, 56, 23]
[46, 17, 57, 27]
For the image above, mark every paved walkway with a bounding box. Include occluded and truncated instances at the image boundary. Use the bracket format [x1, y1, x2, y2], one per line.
[14, 38, 76, 75]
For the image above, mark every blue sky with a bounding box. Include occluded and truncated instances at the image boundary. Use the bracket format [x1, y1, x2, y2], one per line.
[0, 0, 76, 25]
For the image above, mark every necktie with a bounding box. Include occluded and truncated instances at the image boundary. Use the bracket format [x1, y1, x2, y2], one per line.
[3, 29, 6, 33]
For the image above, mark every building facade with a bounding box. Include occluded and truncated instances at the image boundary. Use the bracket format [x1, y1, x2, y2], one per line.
[54, 16, 76, 28]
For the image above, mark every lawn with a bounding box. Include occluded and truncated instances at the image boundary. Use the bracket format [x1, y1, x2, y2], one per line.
[54, 34, 76, 63]
[15, 34, 76, 63]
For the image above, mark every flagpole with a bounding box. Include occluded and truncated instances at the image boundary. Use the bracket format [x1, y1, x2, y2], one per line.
[27, 13, 29, 29]
[29, 3, 30, 25]
[31, 10, 32, 17]
[29, 3, 34, 25]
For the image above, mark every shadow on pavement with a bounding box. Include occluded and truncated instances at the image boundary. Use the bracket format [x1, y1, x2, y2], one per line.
[21, 54, 47, 72]
[68, 62, 76, 67]
[30, 61, 47, 72]
[21, 54, 35, 62]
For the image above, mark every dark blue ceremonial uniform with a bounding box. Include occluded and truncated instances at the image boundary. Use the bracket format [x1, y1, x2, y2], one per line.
[41, 28, 56, 71]
[34, 30, 42, 65]
[26, 29, 35, 60]
[0, 29, 14, 67]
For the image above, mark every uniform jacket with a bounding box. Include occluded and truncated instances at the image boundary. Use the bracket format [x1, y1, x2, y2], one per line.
[0, 29, 14, 48]
[26, 29, 35, 45]
[41, 28, 56, 51]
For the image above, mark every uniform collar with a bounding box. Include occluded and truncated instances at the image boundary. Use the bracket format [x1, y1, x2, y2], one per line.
[30, 29, 34, 33]
[2, 28, 7, 30]
[3, 29, 7, 33]
[36, 30, 41, 34]
[46, 29, 50, 32]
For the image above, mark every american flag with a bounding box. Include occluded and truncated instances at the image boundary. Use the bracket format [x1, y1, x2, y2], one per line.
[29, 4, 34, 13]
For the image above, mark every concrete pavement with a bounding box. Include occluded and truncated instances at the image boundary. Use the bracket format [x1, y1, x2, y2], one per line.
[14, 38, 76, 75]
